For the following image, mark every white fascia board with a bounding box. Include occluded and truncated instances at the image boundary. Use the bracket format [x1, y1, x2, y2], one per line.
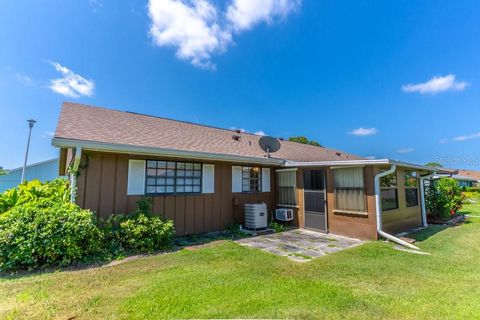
[52, 138, 284, 166]
[284, 159, 391, 167]
[285, 159, 439, 173]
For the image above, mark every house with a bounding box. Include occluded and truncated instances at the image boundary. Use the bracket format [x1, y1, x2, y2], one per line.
[431, 169, 480, 188]
[456, 170, 480, 187]
[52, 102, 449, 243]
[0, 158, 60, 192]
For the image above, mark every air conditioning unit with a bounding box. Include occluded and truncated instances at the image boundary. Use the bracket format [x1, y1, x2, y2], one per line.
[244, 203, 268, 230]
[275, 208, 294, 222]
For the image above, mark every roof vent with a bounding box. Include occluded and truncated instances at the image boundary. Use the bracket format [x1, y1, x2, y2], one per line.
[232, 135, 241, 141]
[279, 137, 284, 141]
[336, 152, 341, 157]
[235, 129, 242, 134]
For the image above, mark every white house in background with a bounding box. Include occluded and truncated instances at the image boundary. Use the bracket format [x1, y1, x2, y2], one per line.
[0, 158, 61, 192]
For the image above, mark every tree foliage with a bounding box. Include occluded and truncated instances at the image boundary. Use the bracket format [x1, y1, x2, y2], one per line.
[425, 177, 465, 219]
[288, 136, 323, 147]
[425, 162, 443, 167]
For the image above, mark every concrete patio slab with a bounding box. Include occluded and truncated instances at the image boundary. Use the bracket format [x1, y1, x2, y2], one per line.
[236, 229, 364, 262]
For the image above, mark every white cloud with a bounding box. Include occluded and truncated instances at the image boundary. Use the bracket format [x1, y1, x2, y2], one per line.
[349, 127, 377, 136]
[48, 62, 95, 98]
[453, 132, 480, 142]
[148, 0, 299, 68]
[402, 74, 469, 94]
[226, 0, 300, 32]
[148, 0, 232, 69]
[42, 131, 55, 139]
[254, 130, 266, 136]
[89, 0, 103, 13]
[397, 147, 414, 154]
[439, 132, 480, 143]
[16, 73, 33, 85]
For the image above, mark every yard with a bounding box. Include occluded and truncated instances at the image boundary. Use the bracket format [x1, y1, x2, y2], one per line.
[1, 211, 480, 319]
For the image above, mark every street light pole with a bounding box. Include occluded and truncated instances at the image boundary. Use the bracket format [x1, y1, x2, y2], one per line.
[21, 119, 36, 183]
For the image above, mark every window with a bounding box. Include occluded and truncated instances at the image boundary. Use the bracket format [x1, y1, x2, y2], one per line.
[381, 172, 398, 211]
[405, 171, 419, 207]
[242, 166, 262, 192]
[277, 170, 297, 206]
[333, 167, 366, 213]
[145, 160, 202, 194]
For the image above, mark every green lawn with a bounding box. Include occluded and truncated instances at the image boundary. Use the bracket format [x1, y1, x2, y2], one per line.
[2, 219, 480, 319]
[461, 191, 480, 216]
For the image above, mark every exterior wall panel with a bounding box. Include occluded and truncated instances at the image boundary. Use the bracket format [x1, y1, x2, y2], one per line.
[75, 151, 275, 236]
[326, 166, 378, 240]
[379, 167, 422, 234]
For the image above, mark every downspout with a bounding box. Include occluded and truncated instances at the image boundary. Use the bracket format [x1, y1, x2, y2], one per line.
[70, 147, 82, 203]
[419, 171, 436, 228]
[374, 165, 421, 250]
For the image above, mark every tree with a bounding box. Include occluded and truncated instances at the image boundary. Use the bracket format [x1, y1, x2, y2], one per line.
[0, 167, 6, 176]
[288, 136, 323, 147]
[425, 162, 443, 167]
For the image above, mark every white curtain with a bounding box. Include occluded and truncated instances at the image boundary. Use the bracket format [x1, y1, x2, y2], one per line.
[334, 167, 366, 212]
[277, 170, 297, 206]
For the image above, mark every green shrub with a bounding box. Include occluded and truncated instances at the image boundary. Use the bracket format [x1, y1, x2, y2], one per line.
[120, 214, 174, 252]
[0, 179, 69, 213]
[269, 221, 286, 233]
[0, 202, 102, 272]
[101, 198, 174, 254]
[466, 187, 480, 193]
[426, 177, 466, 219]
[101, 213, 174, 254]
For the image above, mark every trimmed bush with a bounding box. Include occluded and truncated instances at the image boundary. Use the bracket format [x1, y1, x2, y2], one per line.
[426, 177, 465, 219]
[102, 211, 175, 254]
[0, 202, 103, 272]
[0, 182, 174, 272]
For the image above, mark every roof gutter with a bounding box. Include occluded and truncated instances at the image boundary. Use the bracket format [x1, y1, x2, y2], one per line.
[374, 165, 421, 251]
[286, 159, 441, 172]
[52, 138, 285, 166]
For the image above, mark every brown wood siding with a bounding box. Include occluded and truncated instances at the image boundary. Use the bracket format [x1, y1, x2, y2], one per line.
[75, 151, 275, 236]
[326, 166, 378, 240]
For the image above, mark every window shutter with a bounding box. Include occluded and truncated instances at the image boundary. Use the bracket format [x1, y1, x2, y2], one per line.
[127, 159, 146, 195]
[262, 168, 271, 192]
[202, 164, 215, 193]
[232, 166, 242, 192]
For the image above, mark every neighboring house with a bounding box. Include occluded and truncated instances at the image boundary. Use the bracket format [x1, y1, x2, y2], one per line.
[432, 169, 480, 188]
[52, 102, 450, 241]
[456, 169, 480, 187]
[0, 158, 60, 192]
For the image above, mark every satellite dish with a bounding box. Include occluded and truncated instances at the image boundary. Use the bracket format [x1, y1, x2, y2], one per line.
[259, 136, 281, 158]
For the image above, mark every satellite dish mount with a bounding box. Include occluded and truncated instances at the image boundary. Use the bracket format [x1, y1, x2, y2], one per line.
[259, 136, 281, 158]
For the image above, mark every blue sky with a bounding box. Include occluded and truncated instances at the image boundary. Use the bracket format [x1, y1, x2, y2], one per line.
[1, 0, 479, 170]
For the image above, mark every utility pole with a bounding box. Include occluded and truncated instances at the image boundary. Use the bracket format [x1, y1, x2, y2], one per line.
[21, 119, 36, 183]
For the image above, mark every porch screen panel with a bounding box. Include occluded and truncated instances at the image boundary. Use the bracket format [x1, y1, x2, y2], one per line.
[334, 167, 366, 212]
[277, 170, 297, 206]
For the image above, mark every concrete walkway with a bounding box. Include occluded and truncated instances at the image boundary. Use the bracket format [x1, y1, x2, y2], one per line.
[236, 229, 364, 262]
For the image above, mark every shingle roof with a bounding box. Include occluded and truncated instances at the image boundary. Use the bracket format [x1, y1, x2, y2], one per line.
[54, 102, 363, 163]
[456, 169, 480, 181]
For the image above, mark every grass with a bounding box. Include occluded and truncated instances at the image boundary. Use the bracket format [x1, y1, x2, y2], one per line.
[461, 191, 480, 216]
[2, 207, 480, 319]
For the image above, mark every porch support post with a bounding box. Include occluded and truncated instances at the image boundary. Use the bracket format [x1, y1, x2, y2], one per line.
[419, 178, 428, 228]
[70, 147, 82, 203]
